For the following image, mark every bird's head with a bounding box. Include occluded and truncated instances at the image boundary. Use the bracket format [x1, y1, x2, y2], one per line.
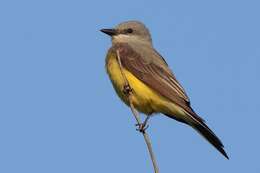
[100, 21, 152, 45]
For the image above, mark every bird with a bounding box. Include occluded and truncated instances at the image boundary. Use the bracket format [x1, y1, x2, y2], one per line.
[100, 20, 229, 159]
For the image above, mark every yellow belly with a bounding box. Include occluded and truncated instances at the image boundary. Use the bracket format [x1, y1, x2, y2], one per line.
[106, 53, 184, 117]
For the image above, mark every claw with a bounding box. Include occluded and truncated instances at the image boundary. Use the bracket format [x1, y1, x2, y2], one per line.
[123, 84, 132, 95]
[135, 123, 149, 133]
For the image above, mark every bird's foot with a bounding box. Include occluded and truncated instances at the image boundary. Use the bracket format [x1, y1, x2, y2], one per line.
[135, 123, 149, 133]
[123, 84, 132, 96]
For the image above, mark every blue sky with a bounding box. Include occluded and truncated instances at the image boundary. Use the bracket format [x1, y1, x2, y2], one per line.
[0, 0, 259, 172]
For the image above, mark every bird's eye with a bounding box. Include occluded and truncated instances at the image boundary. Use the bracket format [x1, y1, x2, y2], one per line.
[127, 28, 133, 33]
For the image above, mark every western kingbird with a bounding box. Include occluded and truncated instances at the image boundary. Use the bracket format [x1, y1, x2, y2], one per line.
[101, 21, 228, 159]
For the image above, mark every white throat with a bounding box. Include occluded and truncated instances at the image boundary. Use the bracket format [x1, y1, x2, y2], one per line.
[112, 34, 131, 43]
[112, 34, 152, 46]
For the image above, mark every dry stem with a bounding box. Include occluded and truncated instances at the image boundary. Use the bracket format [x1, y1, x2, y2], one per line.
[116, 50, 159, 173]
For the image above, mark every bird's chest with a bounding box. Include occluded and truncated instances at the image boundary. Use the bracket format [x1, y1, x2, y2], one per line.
[106, 55, 131, 105]
[105, 54, 155, 114]
[106, 54, 127, 98]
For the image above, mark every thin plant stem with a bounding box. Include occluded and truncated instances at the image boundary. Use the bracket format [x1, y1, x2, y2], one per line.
[116, 50, 160, 173]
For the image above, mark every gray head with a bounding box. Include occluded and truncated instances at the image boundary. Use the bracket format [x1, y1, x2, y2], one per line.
[100, 21, 152, 45]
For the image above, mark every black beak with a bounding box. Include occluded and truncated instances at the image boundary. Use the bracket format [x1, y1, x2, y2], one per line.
[100, 28, 117, 36]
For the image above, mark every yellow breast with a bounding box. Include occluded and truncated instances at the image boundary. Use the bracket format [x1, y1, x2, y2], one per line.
[105, 51, 172, 115]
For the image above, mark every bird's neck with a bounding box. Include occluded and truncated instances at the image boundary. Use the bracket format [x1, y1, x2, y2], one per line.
[112, 35, 153, 47]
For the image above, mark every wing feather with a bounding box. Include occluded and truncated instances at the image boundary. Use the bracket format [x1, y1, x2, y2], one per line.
[109, 43, 229, 159]
[112, 43, 204, 123]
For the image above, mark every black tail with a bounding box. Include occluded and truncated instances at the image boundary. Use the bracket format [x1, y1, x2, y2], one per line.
[164, 113, 229, 159]
[192, 121, 229, 159]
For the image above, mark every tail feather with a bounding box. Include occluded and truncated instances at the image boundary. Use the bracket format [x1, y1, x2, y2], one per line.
[192, 121, 229, 159]
[164, 113, 229, 159]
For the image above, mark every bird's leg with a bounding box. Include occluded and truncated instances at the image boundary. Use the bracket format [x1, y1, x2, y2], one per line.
[123, 84, 132, 96]
[122, 82, 149, 133]
[136, 116, 150, 133]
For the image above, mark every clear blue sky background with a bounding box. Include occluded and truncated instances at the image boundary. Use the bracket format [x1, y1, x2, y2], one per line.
[0, 0, 259, 172]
